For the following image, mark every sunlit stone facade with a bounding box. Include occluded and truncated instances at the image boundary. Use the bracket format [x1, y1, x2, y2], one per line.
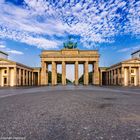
[0, 49, 140, 87]
[40, 49, 100, 86]
[100, 58, 140, 86]
[0, 58, 40, 87]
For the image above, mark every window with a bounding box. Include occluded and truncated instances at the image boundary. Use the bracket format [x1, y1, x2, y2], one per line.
[131, 77, 134, 84]
[4, 77, 7, 84]
[131, 69, 134, 73]
[4, 70, 7, 74]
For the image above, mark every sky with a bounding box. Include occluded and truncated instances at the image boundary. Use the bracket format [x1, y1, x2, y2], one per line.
[0, 0, 140, 81]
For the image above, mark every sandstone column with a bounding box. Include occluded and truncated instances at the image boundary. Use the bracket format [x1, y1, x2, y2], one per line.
[29, 71, 31, 86]
[62, 61, 66, 85]
[84, 61, 89, 85]
[117, 68, 120, 85]
[111, 70, 113, 85]
[46, 63, 48, 85]
[121, 66, 124, 86]
[14, 67, 17, 86]
[41, 61, 47, 85]
[19, 68, 21, 86]
[23, 69, 25, 86]
[75, 61, 79, 85]
[114, 69, 116, 85]
[106, 72, 109, 85]
[93, 61, 99, 85]
[108, 71, 110, 85]
[32, 72, 34, 86]
[52, 61, 57, 86]
[92, 63, 94, 85]
[138, 66, 140, 86]
[7, 67, 10, 86]
[128, 66, 131, 86]
[26, 70, 28, 86]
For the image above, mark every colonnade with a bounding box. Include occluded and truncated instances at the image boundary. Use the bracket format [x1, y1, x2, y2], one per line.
[16, 67, 33, 86]
[106, 66, 140, 86]
[41, 61, 100, 86]
[0, 67, 33, 87]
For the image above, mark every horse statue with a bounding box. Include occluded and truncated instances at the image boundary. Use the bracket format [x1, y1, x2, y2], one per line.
[63, 36, 78, 49]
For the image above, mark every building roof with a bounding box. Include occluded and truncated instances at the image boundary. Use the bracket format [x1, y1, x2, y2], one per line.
[131, 49, 140, 55]
[0, 58, 33, 70]
[0, 51, 8, 56]
[107, 58, 140, 70]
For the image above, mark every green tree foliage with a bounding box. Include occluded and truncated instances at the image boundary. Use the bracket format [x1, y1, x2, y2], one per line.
[78, 72, 93, 83]
[48, 71, 72, 83]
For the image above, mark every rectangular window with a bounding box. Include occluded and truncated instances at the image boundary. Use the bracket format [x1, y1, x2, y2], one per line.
[131, 77, 134, 84]
[131, 69, 134, 73]
[4, 77, 7, 84]
[4, 70, 7, 74]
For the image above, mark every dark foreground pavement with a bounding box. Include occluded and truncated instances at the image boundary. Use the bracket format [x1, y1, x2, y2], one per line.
[0, 86, 140, 140]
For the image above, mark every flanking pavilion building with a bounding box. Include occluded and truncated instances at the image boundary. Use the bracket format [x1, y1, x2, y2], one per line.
[100, 58, 140, 86]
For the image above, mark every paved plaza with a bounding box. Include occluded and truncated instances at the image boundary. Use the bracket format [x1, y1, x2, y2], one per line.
[0, 86, 140, 140]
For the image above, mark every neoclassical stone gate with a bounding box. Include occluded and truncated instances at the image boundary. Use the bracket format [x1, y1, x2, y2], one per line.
[40, 49, 99, 86]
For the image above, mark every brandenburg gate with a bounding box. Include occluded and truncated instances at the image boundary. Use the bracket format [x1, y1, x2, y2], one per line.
[40, 48, 100, 86]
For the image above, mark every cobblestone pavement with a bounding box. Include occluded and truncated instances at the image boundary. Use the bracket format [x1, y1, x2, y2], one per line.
[0, 85, 140, 140]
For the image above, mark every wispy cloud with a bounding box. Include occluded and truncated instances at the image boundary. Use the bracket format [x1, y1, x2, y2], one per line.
[117, 46, 140, 53]
[7, 50, 23, 55]
[0, 41, 6, 48]
[0, 41, 24, 55]
[0, 0, 140, 49]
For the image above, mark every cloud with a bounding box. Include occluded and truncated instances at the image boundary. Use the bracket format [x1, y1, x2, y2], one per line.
[0, 41, 24, 55]
[0, 41, 6, 48]
[0, 44, 6, 48]
[117, 46, 140, 53]
[7, 50, 24, 55]
[0, 0, 140, 49]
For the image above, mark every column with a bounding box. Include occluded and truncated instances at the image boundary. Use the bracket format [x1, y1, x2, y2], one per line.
[112, 70, 114, 85]
[52, 61, 57, 86]
[84, 61, 89, 85]
[14, 67, 17, 86]
[46, 63, 48, 85]
[7, 67, 10, 86]
[38, 72, 40, 86]
[121, 66, 124, 86]
[41, 61, 47, 85]
[92, 63, 94, 85]
[62, 61, 66, 85]
[106, 72, 109, 85]
[138, 66, 140, 86]
[111, 70, 113, 85]
[75, 61, 79, 85]
[29, 71, 31, 86]
[19, 68, 21, 86]
[26, 70, 28, 86]
[23, 69, 25, 86]
[128, 66, 131, 86]
[32, 72, 34, 86]
[0, 69, 1, 86]
[117, 68, 120, 85]
[114, 69, 116, 85]
[110, 70, 112, 85]
[93, 61, 99, 85]
[108, 71, 110, 85]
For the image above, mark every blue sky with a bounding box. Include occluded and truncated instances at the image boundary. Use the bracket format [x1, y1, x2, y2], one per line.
[0, 0, 140, 70]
